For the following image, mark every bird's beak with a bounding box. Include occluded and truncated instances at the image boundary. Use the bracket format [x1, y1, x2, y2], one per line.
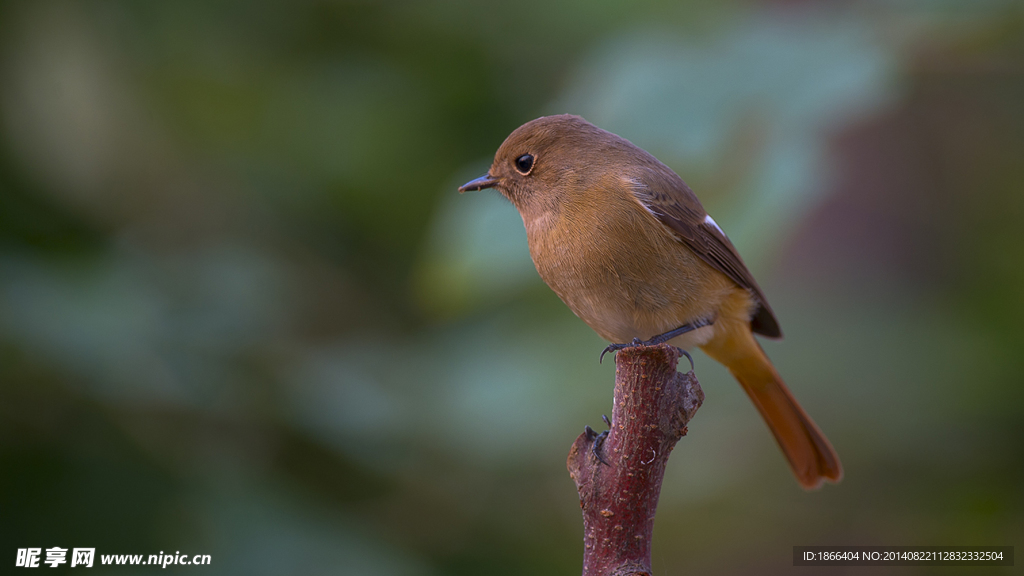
[458, 174, 499, 193]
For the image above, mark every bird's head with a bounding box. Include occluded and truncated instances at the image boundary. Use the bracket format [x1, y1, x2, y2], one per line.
[459, 114, 638, 216]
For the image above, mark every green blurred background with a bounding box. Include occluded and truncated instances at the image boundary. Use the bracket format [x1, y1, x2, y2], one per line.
[1, 0, 1022, 574]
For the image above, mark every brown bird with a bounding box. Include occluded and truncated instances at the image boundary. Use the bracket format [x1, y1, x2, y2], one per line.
[459, 114, 841, 489]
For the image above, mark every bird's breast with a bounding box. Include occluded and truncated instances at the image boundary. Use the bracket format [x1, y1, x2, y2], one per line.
[523, 189, 735, 345]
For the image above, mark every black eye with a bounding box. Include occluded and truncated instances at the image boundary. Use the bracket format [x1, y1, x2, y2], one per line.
[514, 154, 534, 174]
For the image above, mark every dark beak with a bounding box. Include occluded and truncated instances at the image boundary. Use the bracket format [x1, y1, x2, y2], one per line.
[458, 174, 499, 193]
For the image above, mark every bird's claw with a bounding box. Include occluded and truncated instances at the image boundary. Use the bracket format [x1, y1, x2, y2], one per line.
[584, 425, 609, 465]
[598, 345, 618, 364]
[584, 416, 613, 466]
[599, 338, 644, 363]
[677, 348, 694, 371]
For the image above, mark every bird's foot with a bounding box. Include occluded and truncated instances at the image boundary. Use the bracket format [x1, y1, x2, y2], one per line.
[599, 317, 713, 363]
[584, 414, 613, 465]
[599, 338, 644, 363]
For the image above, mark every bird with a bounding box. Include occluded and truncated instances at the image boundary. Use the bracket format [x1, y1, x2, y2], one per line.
[458, 114, 842, 489]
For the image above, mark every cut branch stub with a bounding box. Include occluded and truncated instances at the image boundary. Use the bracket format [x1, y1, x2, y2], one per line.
[567, 344, 704, 576]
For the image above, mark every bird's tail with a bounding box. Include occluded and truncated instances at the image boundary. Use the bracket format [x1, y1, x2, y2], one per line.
[701, 325, 842, 489]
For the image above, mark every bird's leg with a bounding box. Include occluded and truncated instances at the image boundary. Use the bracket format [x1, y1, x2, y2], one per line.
[599, 317, 714, 363]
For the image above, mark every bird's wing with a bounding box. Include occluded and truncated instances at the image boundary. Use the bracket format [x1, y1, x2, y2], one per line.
[627, 168, 782, 338]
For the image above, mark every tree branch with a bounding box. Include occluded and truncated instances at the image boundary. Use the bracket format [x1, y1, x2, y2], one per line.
[567, 344, 704, 576]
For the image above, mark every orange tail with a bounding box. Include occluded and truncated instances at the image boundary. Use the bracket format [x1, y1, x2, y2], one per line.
[702, 325, 843, 489]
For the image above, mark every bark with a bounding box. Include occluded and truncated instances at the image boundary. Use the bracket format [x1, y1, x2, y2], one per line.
[567, 344, 704, 576]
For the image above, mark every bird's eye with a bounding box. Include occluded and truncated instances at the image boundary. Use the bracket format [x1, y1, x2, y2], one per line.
[514, 154, 534, 175]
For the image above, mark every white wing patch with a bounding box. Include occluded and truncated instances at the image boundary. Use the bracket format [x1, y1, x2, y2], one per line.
[704, 214, 725, 236]
[625, 177, 659, 218]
